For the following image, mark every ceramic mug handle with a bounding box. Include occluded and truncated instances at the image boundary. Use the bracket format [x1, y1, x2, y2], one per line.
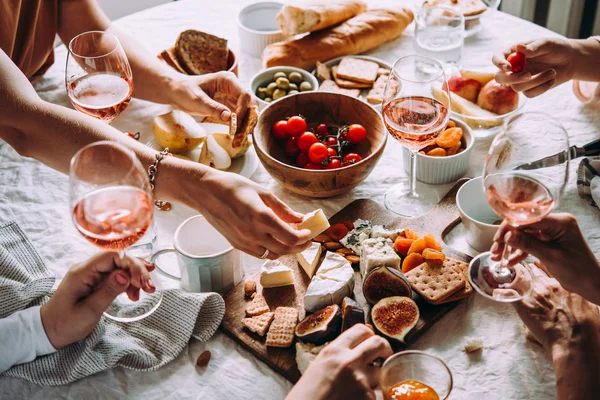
[151, 249, 181, 281]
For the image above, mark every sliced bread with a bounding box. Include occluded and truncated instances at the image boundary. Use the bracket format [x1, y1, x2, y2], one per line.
[175, 30, 228, 75]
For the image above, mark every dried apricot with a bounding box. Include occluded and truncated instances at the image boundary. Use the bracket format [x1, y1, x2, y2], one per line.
[402, 253, 425, 273]
[407, 238, 427, 255]
[446, 120, 456, 128]
[342, 220, 354, 231]
[422, 248, 446, 263]
[326, 223, 349, 241]
[436, 127, 463, 149]
[446, 143, 461, 156]
[423, 234, 443, 251]
[402, 229, 420, 240]
[394, 238, 415, 256]
[427, 147, 447, 157]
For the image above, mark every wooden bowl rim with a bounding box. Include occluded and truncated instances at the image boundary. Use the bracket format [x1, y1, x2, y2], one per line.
[255, 92, 387, 173]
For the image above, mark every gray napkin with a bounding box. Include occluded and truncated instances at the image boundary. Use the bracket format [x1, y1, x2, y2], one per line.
[0, 221, 225, 386]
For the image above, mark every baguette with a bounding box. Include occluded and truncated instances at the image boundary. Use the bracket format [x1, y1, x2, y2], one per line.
[276, 0, 367, 36]
[263, 8, 414, 71]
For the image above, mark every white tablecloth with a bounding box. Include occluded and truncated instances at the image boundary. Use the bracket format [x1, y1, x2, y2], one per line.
[1, 0, 599, 398]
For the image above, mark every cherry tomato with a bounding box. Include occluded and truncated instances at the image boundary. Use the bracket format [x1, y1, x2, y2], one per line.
[346, 124, 367, 144]
[507, 52, 526, 73]
[326, 159, 341, 169]
[272, 120, 288, 140]
[315, 123, 329, 137]
[327, 147, 337, 158]
[296, 152, 310, 168]
[284, 137, 299, 157]
[298, 132, 319, 151]
[308, 142, 329, 163]
[305, 162, 324, 170]
[286, 116, 307, 137]
[342, 153, 362, 165]
[325, 137, 338, 147]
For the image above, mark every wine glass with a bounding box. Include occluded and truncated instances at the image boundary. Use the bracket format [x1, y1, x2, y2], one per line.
[69, 141, 163, 322]
[380, 351, 453, 400]
[66, 31, 133, 123]
[468, 112, 570, 302]
[382, 55, 451, 217]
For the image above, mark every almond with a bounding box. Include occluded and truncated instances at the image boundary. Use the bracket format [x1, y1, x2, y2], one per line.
[244, 280, 257, 298]
[314, 234, 332, 243]
[346, 255, 361, 264]
[196, 350, 211, 368]
[324, 241, 343, 250]
[337, 248, 355, 256]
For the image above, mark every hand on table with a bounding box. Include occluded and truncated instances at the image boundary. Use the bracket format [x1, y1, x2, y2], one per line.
[492, 38, 575, 98]
[167, 71, 253, 122]
[286, 324, 393, 400]
[40, 252, 155, 349]
[490, 213, 600, 304]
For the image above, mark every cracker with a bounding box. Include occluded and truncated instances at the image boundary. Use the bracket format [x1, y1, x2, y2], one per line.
[372, 74, 389, 89]
[245, 293, 270, 316]
[266, 307, 299, 348]
[377, 68, 390, 76]
[435, 260, 473, 304]
[316, 61, 332, 81]
[406, 259, 466, 303]
[242, 312, 274, 336]
[336, 58, 379, 84]
[244, 279, 257, 298]
[332, 66, 372, 89]
[367, 75, 397, 104]
[319, 80, 361, 98]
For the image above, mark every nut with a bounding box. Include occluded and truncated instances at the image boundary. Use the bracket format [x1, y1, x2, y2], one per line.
[346, 255, 360, 264]
[324, 241, 343, 251]
[313, 233, 332, 243]
[337, 248, 355, 256]
[244, 280, 257, 298]
[196, 350, 211, 368]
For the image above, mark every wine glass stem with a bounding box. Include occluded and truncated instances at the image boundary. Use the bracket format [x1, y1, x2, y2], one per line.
[409, 149, 419, 197]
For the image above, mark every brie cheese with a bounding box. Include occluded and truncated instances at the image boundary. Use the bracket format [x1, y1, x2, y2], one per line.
[371, 225, 402, 241]
[259, 259, 295, 288]
[296, 342, 328, 374]
[304, 252, 355, 312]
[297, 242, 323, 278]
[360, 237, 401, 276]
[297, 209, 330, 239]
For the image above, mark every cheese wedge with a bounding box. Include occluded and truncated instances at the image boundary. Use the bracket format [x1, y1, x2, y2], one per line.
[297, 209, 330, 239]
[340, 229, 369, 254]
[260, 259, 295, 288]
[297, 242, 323, 278]
[296, 342, 327, 375]
[360, 237, 401, 277]
[304, 252, 355, 312]
[432, 86, 503, 129]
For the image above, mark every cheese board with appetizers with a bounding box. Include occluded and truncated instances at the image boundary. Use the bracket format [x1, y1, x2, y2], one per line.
[220, 180, 472, 383]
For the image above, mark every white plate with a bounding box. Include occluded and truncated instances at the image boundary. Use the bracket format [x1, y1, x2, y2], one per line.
[312, 55, 393, 110]
[147, 121, 259, 179]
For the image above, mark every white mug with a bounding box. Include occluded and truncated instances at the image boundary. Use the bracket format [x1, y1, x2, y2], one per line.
[152, 215, 243, 294]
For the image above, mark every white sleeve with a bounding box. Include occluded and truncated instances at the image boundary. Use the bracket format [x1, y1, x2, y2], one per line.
[0, 306, 57, 373]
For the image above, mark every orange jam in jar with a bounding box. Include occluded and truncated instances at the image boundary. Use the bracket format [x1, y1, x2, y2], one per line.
[385, 380, 439, 400]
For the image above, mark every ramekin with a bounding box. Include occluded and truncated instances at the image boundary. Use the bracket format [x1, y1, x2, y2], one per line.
[237, 2, 285, 58]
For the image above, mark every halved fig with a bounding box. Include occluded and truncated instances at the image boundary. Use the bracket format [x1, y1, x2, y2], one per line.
[371, 296, 419, 343]
[363, 266, 412, 305]
[341, 297, 365, 332]
[295, 305, 342, 345]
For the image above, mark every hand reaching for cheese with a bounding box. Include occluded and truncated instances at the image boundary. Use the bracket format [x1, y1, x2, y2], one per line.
[287, 324, 393, 400]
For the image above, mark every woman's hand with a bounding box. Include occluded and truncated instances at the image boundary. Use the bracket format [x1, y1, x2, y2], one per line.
[490, 213, 600, 304]
[492, 38, 575, 98]
[40, 252, 155, 349]
[166, 71, 253, 122]
[287, 324, 393, 400]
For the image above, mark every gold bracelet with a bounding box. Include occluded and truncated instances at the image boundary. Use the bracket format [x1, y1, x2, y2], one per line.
[148, 148, 172, 211]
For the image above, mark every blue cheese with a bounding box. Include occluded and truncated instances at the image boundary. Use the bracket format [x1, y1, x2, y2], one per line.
[371, 225, 402, 241]
[353, 219, 373, 236]
[340, 230, 369, 254]
[359, 237, 401, 276]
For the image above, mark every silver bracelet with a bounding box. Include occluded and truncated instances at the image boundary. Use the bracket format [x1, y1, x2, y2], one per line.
[148, 148, 172, 211]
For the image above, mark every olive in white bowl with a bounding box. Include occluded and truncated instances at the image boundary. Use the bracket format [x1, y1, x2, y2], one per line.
[250, 66, 319, 110]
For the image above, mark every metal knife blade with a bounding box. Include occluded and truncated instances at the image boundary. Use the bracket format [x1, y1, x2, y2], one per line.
[513, 146, 577, 171]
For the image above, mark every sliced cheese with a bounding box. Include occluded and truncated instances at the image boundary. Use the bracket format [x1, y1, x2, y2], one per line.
[297, 242, 323, 278]
[259, 259, 294, 288]
[359, 237, 401, 277]
[297, 209, 330, 239]
[316, 251, 348, 274]
[304, 252, 355, 312]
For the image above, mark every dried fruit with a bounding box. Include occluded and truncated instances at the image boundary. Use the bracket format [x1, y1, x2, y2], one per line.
[371, 296, 419, 343]
[422, 248, 446, 263]
[426, 147, 447, 157]
[446, 143, 461, 156]
[341, 297, 365, 332]
[363, 266, 412, 305]
[446, 120, 456, 128]
[402, 229, 420, 240]
[342, 220, 355, 231]
[402, 253, 424, 273]
[244, 280, 257, 298]
[407, 239, 426, 255]
[314, 233, 332, 243]
[423, 234, 443, 251]
[394, 238, 415, 256]
[196, 350, 211, 368]
[436, 127, 463, 149]
[346, 255, 360, 264]
[324, 241, 343, 251]
[326, 223, 349, 241]
[295, 305, 342, 345]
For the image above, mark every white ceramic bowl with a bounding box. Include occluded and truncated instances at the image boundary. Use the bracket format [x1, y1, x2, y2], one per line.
[456, 176, 502, 252]
[237, 2, 285, 58]
[250, 66, 319, 110]
[402, 118, 473, 185]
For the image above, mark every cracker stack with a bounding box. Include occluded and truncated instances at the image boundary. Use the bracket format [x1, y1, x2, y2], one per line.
[406, 258, 472, 305]
[266, 307, 299, 348]
[242, 312, 275, 337]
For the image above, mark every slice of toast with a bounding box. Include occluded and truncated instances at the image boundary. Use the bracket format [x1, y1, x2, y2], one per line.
[158, 48, 188, 75]
[233, 106, 258, 148]
[175, 30, 228, 75]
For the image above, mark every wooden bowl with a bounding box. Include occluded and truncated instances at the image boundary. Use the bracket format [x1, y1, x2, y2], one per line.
[255, 92, 387, 198]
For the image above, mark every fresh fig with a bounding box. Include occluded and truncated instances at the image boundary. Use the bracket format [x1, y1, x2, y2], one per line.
[341, 297, 365, 332]
[371, 296, 419, 343]
[363, 266, 412, 305]
[295, 305, 342, 345]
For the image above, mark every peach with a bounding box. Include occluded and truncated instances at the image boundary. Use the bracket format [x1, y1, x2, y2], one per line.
[477, 80, 518, 115]
[447, 75, 482, 103]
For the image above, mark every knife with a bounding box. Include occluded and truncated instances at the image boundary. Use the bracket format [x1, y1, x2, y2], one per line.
[514, 138, 600, 170]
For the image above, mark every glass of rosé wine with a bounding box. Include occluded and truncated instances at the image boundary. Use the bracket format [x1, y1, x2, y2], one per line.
[382, 55, 451, 217]
[66, 31, 133, 123]
[69, 141, 163, 322]
[468, 112, 570, 302]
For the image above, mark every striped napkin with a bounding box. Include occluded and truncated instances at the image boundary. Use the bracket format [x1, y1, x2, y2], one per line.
[576, 157, 600, 207]
[0, 221, 225, 386]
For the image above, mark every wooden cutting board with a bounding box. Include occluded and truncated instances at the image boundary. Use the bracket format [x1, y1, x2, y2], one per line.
[220, 179, 470, 383]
